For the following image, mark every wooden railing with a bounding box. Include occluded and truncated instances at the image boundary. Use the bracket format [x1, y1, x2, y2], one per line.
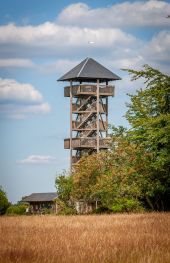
[64, 85, 114, 97]
[64, 138, 110, 149]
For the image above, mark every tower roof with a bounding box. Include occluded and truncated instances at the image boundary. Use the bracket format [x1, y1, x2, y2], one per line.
[58, 57, 121, 82]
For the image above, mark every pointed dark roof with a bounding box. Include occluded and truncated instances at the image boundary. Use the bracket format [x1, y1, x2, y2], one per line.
[22, 192, 58, 202]
[58, 57, 121, 82]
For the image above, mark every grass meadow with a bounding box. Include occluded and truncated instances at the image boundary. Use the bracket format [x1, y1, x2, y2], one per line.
[0, 213, 170, 263]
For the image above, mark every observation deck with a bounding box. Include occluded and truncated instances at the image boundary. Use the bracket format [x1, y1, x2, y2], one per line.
[64, 85, 114, 97]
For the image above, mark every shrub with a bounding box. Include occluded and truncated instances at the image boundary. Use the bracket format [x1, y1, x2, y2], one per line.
[6, 204, 27, 215]
[110, 198, 144, 213]
[56, 200, 76, 215]
[0, 187, 9, 215]
[41, 208, 53, 215]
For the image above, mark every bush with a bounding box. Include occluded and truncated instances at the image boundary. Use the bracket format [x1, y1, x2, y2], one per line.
[56, 200, 76, 215]
[41, 208, 53, 215]
[0, 187, 9, 215]
[110, 198, 144, 213]
[6, 204, 27, 215]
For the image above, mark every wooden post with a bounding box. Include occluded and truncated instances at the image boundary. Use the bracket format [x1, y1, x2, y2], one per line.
[97, 79, 99, 153]
[70, 80, 73, 171]
[106, 81, 108, 137]
[106, 97, 108, 137]
[95, 200, 98, 209]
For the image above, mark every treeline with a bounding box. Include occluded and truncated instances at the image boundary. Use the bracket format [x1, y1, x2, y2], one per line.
[0, 187, 28, 215]
[56, 65, 170, 213]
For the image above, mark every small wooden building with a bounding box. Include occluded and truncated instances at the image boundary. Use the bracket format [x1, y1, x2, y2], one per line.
[22, 192, 58, 214]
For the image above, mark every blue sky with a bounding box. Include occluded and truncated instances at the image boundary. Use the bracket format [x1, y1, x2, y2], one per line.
[0, 0, 170, 203]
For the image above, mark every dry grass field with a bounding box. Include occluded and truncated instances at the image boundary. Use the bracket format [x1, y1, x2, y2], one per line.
[0, 213, 170, 263]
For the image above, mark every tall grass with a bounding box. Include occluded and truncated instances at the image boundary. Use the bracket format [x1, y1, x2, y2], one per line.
[0, 213, 170, 263]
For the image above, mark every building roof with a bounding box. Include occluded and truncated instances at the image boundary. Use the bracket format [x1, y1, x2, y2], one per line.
[22, 192, 58, 202]
[58, 57, 121, 82]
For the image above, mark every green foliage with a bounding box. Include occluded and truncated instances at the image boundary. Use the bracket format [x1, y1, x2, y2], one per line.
[0, 187, 9, 215]
[41, 208, 53, 214]
[56, 199, 76, 215]
[110, 198, 144, 213]
[55, 172, 73, 202]
[55, 174, 77, 215]
[124, 65, 170, 210]
[6, 204, 27, 215]
[110, 125, 128, 138]
[71, 137, 150, 212]
[124, 65, 170, 168]
[72, 153, 106, 201]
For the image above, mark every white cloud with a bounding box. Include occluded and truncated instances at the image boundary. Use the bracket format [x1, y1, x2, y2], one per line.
[0, 22, 139, 58]
[116, 74, 145, 92]
[58, 1, 170, 28]
[0, 78, 42, 103]
[0, 103, 51, 119]
[101, 55, 144, 71]
[142, 30, 170, 62]
[38, 59, 80, 74]
[0, 22, 143, 73]
[18, 155, 57, 164]
[0, 58, 34, 68]
[0, 78, 51, 119]
[100, 29, 170, 74]
[0, 2, 169, 75]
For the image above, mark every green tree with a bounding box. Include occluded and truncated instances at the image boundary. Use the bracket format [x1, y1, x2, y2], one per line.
[124, 65, 170, 210]
[125, 65, 170, 169]
[71, 136, 149, 212]
[72, 153, 106, 201]
[0, 187, 9, 215]
[55, 172, 73, 203]
[55, 173, 76, 215]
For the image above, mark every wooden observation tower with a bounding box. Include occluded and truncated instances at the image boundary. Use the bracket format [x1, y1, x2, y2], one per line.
[58, 58, 120, 169]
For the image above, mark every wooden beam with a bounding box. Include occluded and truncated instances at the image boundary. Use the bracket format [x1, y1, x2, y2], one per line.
[97, 79, 99, 153]
[106, 97, 108, 137]
[70, 80, 73, 171]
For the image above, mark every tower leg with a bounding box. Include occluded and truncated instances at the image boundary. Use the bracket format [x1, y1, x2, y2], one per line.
[70, 81, 73, 171]
[106, 97, 108, 137]
[97, 79, 99, 153]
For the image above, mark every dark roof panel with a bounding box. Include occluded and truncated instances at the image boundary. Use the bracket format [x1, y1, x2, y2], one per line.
[22, 192, 58, 202]
[58, 59, 88, 81]
[58, 57, 121, 82]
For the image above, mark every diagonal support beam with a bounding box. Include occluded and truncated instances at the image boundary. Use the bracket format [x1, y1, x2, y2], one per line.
[76, 96, 92, 112]
[77, 112, 95, 129]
